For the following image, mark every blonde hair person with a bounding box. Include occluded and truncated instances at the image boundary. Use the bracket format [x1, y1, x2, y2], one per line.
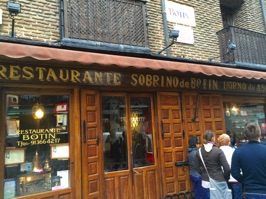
[217, 134, 230, 146]
[218, 134, 243, 199]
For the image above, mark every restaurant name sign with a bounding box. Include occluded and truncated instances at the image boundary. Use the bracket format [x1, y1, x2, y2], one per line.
[1, 64, 266, 93]
[17, 128, 61, 147]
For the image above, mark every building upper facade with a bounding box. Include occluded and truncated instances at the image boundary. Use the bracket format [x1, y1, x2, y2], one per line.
[0, 0, 265, 69]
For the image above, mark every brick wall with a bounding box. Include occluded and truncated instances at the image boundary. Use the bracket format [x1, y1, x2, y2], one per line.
[147, 0, 223, 61]
[234, 0, 266, 33]
[0, 0, 60, 42]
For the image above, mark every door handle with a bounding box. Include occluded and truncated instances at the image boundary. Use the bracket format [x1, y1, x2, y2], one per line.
[96, 135, 99, 145]
[161, 120, 164, 139]
[133, 169, 140, 175]
[83, 120, 86, 143]
[175, 161, 189, 171]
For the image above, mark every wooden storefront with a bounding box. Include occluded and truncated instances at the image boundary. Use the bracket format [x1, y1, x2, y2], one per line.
[1, 42, 266, 199]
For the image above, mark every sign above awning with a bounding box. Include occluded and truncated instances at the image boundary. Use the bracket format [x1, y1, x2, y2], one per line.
[0, 41, 266, 80]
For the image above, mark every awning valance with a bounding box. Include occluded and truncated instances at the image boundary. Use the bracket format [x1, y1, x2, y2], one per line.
[1, 42, 266, 80]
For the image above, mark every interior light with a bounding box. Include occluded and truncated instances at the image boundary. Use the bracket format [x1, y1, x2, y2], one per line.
[131, 112, 139, 128]
[231, 106, 237, 112]
[32, 103, 45, 120]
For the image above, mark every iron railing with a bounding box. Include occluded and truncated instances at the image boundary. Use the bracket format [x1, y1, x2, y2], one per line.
[217, 26, 266, 66]
[62, 0, 149, 48]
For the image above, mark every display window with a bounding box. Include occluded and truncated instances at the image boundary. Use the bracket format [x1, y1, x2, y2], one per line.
[130, 96, 154, 168]
[224, 102, 266, 146]
[102, 96, 128, 172]
[102, 95, 155, 172]
[4, 94, 70, 198]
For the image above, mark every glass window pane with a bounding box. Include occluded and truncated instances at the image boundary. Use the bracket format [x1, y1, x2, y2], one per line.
[224, 102, 265, 146]
[4, 94, 70, 198]
[102, 96, 128, 172]
[130, 97, 154, 168]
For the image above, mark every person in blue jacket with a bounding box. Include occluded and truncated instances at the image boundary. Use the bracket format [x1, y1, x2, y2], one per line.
[187, 136, 205, 199]
[231, 123, 266, 199]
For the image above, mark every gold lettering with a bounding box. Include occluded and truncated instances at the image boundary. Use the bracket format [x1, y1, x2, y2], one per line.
[146, 75, 152, 87]
[202, 79, 207, 89]
[161, 75, 164, 87]
[0, 65, 8, 79]
[256, 84, 265, 92]
[36, 67, 47, 81]
[207, 79, 212, 89]
[173, 77, 179, 87]
[180, 79, 185, 88]
[31, 134, 38, 140]
[59, 69, 69, 82]
[95, 72, 103, 84]
[212, 80, 218, 90]
[185, 81, 189, 88]
[153, 75, 159, 87]
[23, 135, 30, 140]
[9, 65, 21, 80]
[260, 84, 266, 92]
[70, 70, 81, 83]
[105, 73, 112, 84]
[83, 71, 93, 83]
[46, 68, 59, 82]
[22, 66, 34, 80]
[224, 81, 246, 91]
[49, 133, 56, 139]
[139, 75, 145, 86]
[131, 74, 138, 86]
[191, 78, 201, 89]
[166, 76, 172, 87]
[113, 73, 121, 85]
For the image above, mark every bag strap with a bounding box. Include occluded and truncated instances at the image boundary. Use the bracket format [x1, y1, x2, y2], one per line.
[199, 147, 210, 179]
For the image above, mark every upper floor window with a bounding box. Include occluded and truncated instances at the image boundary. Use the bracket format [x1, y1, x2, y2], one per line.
[221, 6, 234, 28]
[62, 0, 149, 48]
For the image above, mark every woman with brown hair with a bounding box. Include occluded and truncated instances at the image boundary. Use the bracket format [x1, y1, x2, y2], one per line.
[194, 130, 231, 199]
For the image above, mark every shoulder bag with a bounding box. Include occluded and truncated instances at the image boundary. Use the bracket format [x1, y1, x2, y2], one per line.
[199, 148, 232, 199]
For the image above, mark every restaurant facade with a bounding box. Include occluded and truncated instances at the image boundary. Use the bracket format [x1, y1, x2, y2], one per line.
[1, 41, 266, 199]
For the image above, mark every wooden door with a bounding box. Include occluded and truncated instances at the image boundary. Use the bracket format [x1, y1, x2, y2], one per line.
[81, 90, 103, 199]
[99, 93, 160, 199]
[183, 92, 203, 143]
[157, 92, 226, 196]
[129, 94, 160, 199]
[157, 92, 190, 196]
[200, 94, 226, 137]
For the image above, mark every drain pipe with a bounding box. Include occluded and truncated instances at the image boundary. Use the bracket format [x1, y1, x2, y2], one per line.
[161, 0, 170, 56]
[260, 0, 266, 30]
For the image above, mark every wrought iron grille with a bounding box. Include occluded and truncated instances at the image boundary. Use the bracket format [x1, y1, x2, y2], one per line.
[217, 26, 266, 65]
[63, 0, 148, 48]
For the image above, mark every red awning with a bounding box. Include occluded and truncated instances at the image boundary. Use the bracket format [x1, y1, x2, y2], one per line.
[1, 42, 266, 80]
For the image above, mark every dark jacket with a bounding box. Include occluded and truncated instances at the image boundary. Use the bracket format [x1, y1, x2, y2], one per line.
[194, 143, 230, 182]
[231, 141, 266, 194]
[187, 147, 200, 177]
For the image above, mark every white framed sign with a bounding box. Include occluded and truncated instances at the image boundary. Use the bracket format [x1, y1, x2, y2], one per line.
[5, 148, 25, 165]
[50, 143, 69, 159]
[165, 0, 196, 26]
[174, 24, 194, 44]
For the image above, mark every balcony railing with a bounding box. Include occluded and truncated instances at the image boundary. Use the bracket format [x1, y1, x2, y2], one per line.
[217, 26, 266, 66]
[61, 0, 149, 52]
